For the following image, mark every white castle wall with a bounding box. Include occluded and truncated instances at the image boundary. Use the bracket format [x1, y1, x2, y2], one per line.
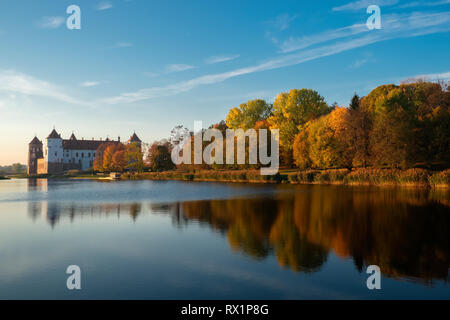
[44, 138, 63, 164]
[63, 149, 96, 171]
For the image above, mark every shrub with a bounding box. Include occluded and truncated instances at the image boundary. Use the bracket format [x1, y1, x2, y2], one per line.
[429, 169, 450, 187]
[398, 168, 429, 185]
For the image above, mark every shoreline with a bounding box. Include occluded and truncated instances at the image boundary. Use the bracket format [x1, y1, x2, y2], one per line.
[118, 169, 450, 189]
[17, 168, 450, 189]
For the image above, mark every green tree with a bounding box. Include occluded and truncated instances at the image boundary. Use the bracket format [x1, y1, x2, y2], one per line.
[350, 93, 360, 111]
[268, 89, 331, 165]
[369, 88, 416, 168]
[147, 141, 175, 172]
[225, 99, 272, 130]
[125, 142, 144, 173]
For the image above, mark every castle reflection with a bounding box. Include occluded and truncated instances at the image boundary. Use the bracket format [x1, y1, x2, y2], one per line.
[27, 179, 142, 226]
[26, 179, 450, 285]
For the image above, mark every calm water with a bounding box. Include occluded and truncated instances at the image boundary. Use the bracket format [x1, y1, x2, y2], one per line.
[0, 178, 449, 299]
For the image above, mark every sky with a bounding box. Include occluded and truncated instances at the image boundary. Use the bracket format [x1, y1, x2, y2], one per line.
[0, 0, 449, 165]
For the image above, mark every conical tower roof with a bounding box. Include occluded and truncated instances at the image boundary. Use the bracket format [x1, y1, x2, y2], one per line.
[129, 132, 141, 143]
[29, 136, 42, 145]
[47, 129, 61, 139]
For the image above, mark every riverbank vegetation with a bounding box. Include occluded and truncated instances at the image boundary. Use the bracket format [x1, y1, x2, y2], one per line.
[120, 168, 449, 188]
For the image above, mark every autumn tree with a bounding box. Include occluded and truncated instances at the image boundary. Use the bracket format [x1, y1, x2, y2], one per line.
[125, 142, 144, 173]
[147, 140, 175, 172]
[111, 143, 127, 171]
[293, 107, 353, 169]
[225, 99, 272, 130]
[103, 144, 118, 172]
[268, 89, 331, 165]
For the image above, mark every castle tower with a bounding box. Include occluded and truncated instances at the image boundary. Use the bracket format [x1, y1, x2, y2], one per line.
[27, 136, 43, 175]
[44, 129, 64, 174]
[128, 132, 142, 148]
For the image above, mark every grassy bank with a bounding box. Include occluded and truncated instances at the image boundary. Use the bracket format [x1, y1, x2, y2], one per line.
[121, 168, 450, 188]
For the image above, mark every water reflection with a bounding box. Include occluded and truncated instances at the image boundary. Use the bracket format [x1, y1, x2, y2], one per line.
[26, 179, 143, 226]
[152, 186, 450, 285]
[25, 179, 450, 285]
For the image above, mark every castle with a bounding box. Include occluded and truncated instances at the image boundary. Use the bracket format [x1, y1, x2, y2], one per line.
[28, 128, 141, 175]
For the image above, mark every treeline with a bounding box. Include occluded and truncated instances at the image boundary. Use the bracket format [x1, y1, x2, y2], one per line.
[147, 80, 449, 172]
[0, 163, 26, 175]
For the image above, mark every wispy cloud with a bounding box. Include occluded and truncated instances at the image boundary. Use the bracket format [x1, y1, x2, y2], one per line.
[349, 53, 376, 68]
[412, 71, 450, 80]
[37, 16, 65, 29]
[332, 0, 398, 12]
[80, 81, 101, 87]
[280, 23, 368, 53]
[0, 70, 88, 106]
[165, 64, 195, 73]
[99, 11, 450, 104]
[281, 11, 450, 53]
[268, 13, 298, 31]
[206, 54, 240, 64]
[97, 1, 113, 10]
[397, 0, 450, 9]
[108, 42, 133, 49]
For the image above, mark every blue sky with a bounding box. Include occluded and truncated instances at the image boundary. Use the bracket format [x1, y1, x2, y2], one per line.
[0, 0, 449, 164]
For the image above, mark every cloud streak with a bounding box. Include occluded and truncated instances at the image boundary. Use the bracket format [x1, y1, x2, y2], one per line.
[206, 54, 240, 64]
[37, 16, 65, 29]
[413, 71, 450, 80]
[165, 64, 195, 73]
[108, 42, 133, 49]
[97, 1, 113, 10]
[397, 0, 450, 9]
[99, 10, 450, 105]
[268, 13, 298, 31]
[80, 81, 101, 87]
[332, 0, 398, 11]
[0, 70, 89, 106]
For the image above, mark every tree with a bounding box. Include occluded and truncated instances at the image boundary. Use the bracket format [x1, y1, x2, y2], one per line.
[350, 93, 360, 111]
[147, 141, 175, 172]
[169, 125, 191, 148]
[102, 144, 117, 172]
[268, 89, 331, 165]
[93, 143, 108, 172]
[350, 107, 371, 167]
[369, 88, 416, 168]
[293, 107, 353, 169]
[11, 163, 26, 174]
[111, 143, 127, 171]
[125, 142, 144, 173]
[225, 99, 272, 130]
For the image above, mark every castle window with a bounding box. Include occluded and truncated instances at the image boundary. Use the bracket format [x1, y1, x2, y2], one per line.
[55, 152, 57, 157]
[88, 153, 91, 157]
[82, 153, 84, 158]
[76, 152, 78, 157]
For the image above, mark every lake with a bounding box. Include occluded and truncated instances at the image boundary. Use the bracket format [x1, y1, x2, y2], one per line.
[0, 178, 448, 299]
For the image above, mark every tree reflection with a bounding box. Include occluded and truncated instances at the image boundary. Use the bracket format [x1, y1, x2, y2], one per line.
[173, 185, 449, 284]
